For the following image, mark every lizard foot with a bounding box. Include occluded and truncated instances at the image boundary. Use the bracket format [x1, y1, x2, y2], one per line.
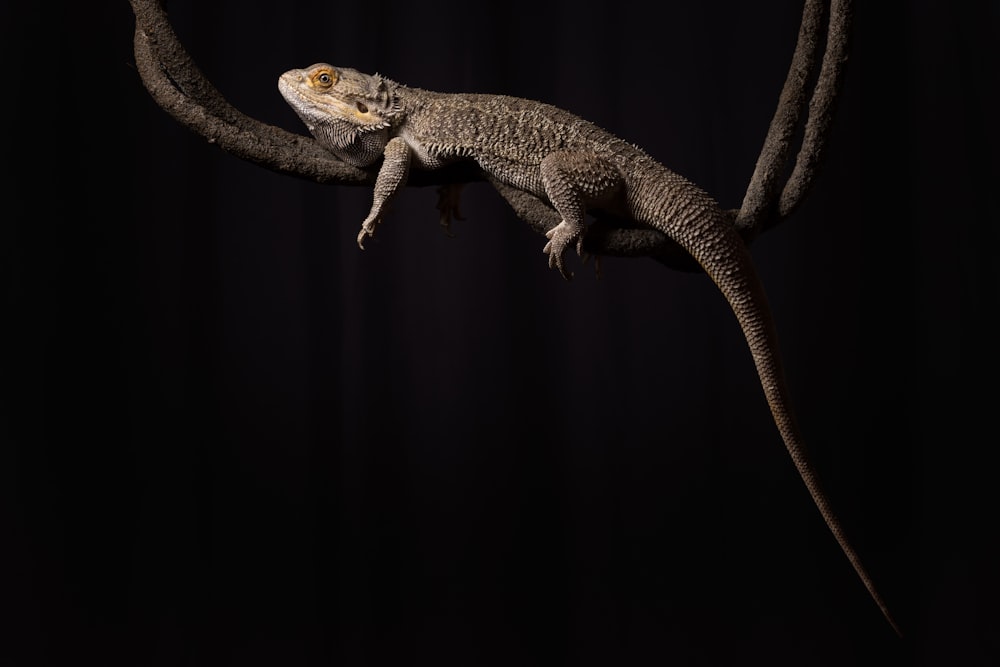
[356, 215, 381, 249]
[543, 220, 585, 280]
[436, 183, 466, 237]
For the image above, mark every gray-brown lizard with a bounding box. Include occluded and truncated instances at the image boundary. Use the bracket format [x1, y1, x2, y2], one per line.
[278, 63, 900, 635]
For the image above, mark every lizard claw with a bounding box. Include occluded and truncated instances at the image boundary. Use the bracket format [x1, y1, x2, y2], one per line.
[357, 216, 379, 249]
[436, 184, 465, 237]
[542, 240, 572, 280]
[543, 220, 584, 280]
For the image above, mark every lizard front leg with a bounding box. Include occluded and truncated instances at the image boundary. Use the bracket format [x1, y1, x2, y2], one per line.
[357, 136, 412, 248]
[539, 151, 623, 279]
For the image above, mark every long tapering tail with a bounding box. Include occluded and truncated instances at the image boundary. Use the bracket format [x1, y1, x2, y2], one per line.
[717, 239, 901, 637]
[636, 173, 901, 635]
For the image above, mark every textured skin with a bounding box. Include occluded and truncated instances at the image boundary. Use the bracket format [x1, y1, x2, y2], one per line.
[279, 63, 899, 634]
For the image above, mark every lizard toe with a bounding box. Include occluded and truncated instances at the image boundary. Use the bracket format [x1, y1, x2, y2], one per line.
[543, 242, 573, 280]
[357, 219, 378, 249]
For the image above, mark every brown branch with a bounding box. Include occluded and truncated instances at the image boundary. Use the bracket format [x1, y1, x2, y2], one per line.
[777, 0, 853, 221]
[129, 0, 478, 187]
[736, 0, 853, 236]
[130, 1, 364, 184]
[735, 0, 827, 233]
[128, 0, 850, 268]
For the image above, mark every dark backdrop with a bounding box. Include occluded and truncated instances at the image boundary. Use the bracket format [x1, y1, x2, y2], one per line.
[4, 1, 998, 665]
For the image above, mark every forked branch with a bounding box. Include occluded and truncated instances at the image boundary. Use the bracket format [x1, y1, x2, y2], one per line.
[736, 0, 853, 237]
[128, 0, 851, 269]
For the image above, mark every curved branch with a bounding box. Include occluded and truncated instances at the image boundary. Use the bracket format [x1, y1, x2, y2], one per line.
[777, 0, 853, 221]
[129, 0, 477, 187]
[129, 4, 363, 184]
[735, 0, 827, 233]
[736, 0, 853, 236]
[128, 0, 850, 268]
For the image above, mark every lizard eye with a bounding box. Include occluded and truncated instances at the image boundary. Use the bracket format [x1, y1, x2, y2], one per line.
[311, 68, 337, 89]
[355, 101, 369, 114]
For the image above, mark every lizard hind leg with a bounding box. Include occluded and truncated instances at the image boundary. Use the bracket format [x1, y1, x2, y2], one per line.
[539, 151, 623, 280]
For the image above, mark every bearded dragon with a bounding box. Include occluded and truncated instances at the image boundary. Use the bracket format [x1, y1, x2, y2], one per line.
[278, 63, 900, 635]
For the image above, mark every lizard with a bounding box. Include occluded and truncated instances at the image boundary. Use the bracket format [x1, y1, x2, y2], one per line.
[278, 63, 900, 636]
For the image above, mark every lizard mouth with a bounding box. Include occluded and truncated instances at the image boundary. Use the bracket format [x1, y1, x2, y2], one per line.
[278, 71, 308, 104]
[278, 72, 335, 120]
[278, 70, 332, 106]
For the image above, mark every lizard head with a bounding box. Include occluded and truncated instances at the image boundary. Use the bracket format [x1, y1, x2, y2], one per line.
[278, 63, 402, 135]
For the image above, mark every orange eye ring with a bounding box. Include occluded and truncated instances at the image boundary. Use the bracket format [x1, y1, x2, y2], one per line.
[311, 68, 337, 89]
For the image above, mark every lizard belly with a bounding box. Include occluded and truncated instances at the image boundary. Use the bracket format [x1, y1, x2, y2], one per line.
[475, 154, 546, 199]
[400, 131, 472, 170]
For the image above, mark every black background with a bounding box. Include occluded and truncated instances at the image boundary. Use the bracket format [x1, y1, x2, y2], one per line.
[4, 1, 998, 665]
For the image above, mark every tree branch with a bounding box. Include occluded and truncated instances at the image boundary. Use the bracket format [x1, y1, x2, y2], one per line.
[128, 0, 850, 269]
[735, 0, 827, 233]
[777, 0, 853, 222]
[736, 0, 853, 237]
[129, 0, 481, 186]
